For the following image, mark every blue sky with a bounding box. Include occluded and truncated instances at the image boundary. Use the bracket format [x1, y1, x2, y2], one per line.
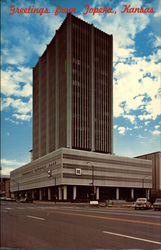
[1, 0, 161, 175]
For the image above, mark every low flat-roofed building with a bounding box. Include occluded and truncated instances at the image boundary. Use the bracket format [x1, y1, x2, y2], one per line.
[136, 151, 161, 197]
[10, 148, 152, 201]
[0, 175, 10, 198]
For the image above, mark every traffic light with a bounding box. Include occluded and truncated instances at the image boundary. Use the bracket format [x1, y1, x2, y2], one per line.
[48, 169, 52, 177]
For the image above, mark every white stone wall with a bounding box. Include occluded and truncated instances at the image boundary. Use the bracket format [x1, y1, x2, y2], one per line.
[10, 148, 152, 192]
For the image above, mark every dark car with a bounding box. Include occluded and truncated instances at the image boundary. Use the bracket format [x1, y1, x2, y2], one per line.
[153, 198, 161, 211]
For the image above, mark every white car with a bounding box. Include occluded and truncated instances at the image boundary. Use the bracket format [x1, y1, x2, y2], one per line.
[135, 198, 151, 210]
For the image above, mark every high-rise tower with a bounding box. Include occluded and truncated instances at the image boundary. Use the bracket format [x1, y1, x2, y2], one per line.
[33, 14, 113, 160]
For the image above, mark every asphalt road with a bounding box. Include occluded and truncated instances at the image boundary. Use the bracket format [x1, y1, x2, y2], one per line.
[1, 201, 161, 249]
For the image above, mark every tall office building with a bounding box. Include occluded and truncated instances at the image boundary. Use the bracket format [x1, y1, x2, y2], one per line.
[11, 14, 152, 202]
[33, 14, 113, 160]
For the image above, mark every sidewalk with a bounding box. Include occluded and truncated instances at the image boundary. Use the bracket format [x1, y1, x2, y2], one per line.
[33, 200, 90, 207]
[33, 200, 135, 209]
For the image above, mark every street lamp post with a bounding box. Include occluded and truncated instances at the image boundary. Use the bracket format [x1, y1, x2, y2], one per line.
[48, 169, 57, 203]
[87, 162, 95, 201]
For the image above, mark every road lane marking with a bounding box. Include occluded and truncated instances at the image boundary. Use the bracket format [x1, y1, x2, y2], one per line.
[26, 215, 45, 221]
[16, 207, 34, 209]
[52, 207, 161, 219]
[37, 205, 161, 219]
[103, 231, 161, 245]
[51, 210, 161, 227]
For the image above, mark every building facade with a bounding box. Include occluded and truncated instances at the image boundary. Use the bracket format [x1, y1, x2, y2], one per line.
[10, 148, 152, 201]
[10, 14, 153, 201]
[136, 151, 161, 193]
[33, 14, 113, 160]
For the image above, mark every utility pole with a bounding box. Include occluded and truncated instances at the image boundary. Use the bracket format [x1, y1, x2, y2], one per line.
[87, 162, 95, 201]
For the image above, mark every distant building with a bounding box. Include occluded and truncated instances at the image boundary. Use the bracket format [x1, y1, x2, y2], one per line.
[10, 15, 152, 202]
[136, 151, 161, 196]
[0, 175, 11, 198]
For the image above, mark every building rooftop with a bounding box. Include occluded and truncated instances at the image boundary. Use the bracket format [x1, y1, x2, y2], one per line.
[135, 151, 161, 158]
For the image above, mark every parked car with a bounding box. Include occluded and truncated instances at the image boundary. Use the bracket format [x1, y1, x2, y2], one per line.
[134, 198, 151, 210]
[19, 197, 33, 203]
[153, 198, 161, 211]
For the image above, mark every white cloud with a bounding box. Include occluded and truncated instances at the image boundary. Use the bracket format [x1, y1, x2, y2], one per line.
[1, 67, 32, 97]
[1, 4, 63, 124]
[154, 36, 161, 47]
[1, 158, 25, 166]
[2, 97, 32, 113]
[5, 117, 23, 125]
[2, 97, 32, 122]
[12, 114, 31, 121]
[1, 158, 27, 173]
[138, 135, 147, 139]
[114, 56, 161, 122]
[2, 3, 63, 66]
[123, 114, 136, 124]
[145, 121, 150, 126]
[152, 130, 161, 135]
[1, 167, 15, 176]
[154, 2, 161, 18]
[118, 127, 126, 135]
[138, 114, 152, 121]
[146, 94, 161, 120]
[1, 158, 28, 175]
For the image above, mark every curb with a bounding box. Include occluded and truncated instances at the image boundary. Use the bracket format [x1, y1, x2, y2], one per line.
[32, 201, 135, 209]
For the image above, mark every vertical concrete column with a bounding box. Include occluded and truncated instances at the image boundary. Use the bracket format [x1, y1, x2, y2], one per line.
[96, 187, 99, 200]
[66, 14, 72, 148]
[39, 62, 41, 157]
[131, 188, 134, 200]
[39, 189, 42, 201]
[116, 187, 119, 200]
[91, 24, 95, 151]
[48, 187, 51, 201]
[46, 49, 49, 153]
[146, 189, 150, 200]
[55, 31, 59, 149]
[32, 190, 34, 199]
[58, 187, 62, 200]
[63, 186, 67, 200]
[73, 186, 77, 200]
[109, 35, 113, 154]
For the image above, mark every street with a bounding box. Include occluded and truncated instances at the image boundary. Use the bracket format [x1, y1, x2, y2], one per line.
[1, 201, 161, 249]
